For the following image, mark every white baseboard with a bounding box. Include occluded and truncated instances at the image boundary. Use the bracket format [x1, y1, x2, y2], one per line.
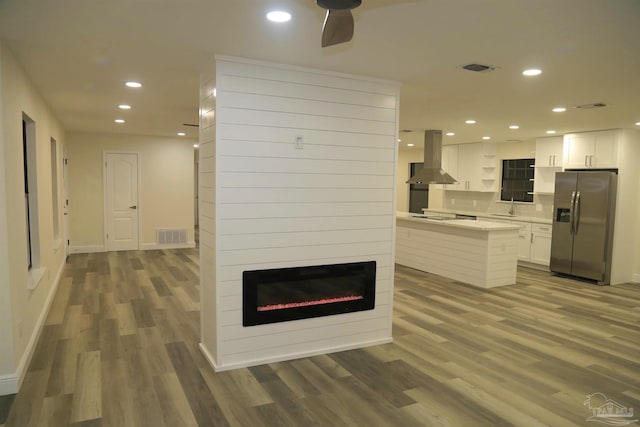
[199, 342, 219, 371]
[0, 259, 65, 396]
[70, 242, 195, 254]
[0, 374, 18, 396]
[69, 245, 106, 254]
[201, 337, 393, 373]
[141, 241, 196, 251]
[518, 261, 550, 272]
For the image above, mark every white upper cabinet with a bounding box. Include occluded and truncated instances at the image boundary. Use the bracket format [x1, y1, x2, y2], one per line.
[457, 143, 482, 191]
[535, 136, 563, 167]
[432, 144, 459, 190]
[534, 136, 563, 194]
[444, 142, 496, 192]
[563, 130, 619, 169]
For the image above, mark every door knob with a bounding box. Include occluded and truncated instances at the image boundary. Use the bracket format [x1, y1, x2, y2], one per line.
[129, 205, 137, 210]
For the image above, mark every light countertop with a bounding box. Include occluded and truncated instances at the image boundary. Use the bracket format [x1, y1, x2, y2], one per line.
[421, 208, 553, 225]
[397, 212, 520, 231]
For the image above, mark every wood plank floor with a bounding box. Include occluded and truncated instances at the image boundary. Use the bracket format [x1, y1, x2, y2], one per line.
[2, 249, 639, 426]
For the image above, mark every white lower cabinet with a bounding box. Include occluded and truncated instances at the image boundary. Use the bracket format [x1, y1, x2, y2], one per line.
[530, 224, 552, 266]
[481, 216, 551, 267]
[517, 223, 532, 262]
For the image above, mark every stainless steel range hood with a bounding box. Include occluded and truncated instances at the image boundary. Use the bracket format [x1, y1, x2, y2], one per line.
[406, 130, 457, 185]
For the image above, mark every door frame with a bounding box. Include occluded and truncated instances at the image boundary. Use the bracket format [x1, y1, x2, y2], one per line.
[103, 151, 141, 251]
[63, 143, 69, 257]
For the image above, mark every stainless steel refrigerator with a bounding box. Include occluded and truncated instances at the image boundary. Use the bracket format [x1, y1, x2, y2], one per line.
[550, 171, 617, 285]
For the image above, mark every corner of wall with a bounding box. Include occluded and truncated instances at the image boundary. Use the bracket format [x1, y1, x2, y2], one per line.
[0, 38, 19, 390]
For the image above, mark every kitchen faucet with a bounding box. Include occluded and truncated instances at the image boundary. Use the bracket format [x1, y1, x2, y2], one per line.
[508, 197, 516, 216]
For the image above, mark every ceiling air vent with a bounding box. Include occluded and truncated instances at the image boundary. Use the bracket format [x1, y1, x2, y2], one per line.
[462, 63, 495, 73]
[575, 102, 607, 109]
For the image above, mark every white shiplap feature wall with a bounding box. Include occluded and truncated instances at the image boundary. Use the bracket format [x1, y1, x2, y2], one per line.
[200, 56, 400, 371]
[199, 64, 218, 363]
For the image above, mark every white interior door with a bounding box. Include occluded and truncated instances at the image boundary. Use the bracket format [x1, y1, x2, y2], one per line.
[105, 153, 139, 251]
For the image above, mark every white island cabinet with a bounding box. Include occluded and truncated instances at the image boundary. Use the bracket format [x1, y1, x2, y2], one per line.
[396, 213, 520, 288]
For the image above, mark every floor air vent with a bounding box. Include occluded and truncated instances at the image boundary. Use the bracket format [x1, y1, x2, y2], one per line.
[156, 229, 188, 245]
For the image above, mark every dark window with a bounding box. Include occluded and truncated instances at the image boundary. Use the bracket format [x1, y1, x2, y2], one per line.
[501, 158, 534, 202]
[23, 119, 33, 269]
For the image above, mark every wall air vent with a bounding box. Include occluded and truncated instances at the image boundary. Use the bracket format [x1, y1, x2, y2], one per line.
[575, 102, 607, 109]
[462, 63, 495, 72]
[156, 229, 188, 245]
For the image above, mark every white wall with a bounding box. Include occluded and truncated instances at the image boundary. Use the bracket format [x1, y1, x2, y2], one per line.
[200, 56, 400, 371]
[0, 42, 67, 394]
[66, 132, 196, 252]
[610, 128, 640, 284]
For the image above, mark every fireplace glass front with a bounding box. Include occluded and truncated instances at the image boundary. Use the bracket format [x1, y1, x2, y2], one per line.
[243, 261, 376, 326]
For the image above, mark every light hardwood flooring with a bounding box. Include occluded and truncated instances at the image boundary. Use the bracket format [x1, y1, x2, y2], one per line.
[2, 249, 639, 426]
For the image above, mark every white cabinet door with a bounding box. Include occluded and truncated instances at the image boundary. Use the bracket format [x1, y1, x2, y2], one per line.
[530, 224, 552, 266]
[564, 131, 618, 169]
[438, 144, 460, 190]
[518, 232, 531, 261]
[593, 131, 618, 167]
[564, 134, 594, 168]
[515, 222, 532, 262]
[458, 143, 482, 190]
[535, 136, 563, 167]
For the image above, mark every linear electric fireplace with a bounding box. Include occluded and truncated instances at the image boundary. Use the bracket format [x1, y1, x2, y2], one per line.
[243, 261, 376, 326]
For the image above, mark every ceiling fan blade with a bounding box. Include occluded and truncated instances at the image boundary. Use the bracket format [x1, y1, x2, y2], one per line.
[321, 9, 354, 47]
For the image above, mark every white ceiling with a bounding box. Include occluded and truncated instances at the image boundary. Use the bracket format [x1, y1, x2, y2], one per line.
[1, 0, 639, 147]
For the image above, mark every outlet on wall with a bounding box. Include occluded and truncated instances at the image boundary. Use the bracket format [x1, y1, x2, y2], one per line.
[473, 200, 477, 207]
[451, 199, 455, 205]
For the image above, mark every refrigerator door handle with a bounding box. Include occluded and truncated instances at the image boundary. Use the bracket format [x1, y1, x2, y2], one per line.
[569, 191, 577, 234]
[574, 191, 581, 234]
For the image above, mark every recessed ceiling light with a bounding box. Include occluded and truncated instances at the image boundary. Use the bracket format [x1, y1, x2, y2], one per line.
[546, 130, 556, 134]
[125, 81, 142, 88]
[407, 143, 414, 147]
[177, 132, 186, 136]
[465, 120, 476, 124]
[397, 138, 402, 142]
[445, 132, 455, 136]
[266, 10, 291, 22]
[523, 68, 542, 76]
[114, 119, 125, 123]
[193, 144, 199, 148]
[118, 104, 131, 110]
[552, 107, 567, 113]
[636, 122, 640, 126]
[482, 136, 491, 140]
[509, 125, 520, 129]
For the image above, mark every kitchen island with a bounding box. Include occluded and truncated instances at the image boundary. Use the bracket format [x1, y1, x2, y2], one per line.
[396, 212, 520, 288]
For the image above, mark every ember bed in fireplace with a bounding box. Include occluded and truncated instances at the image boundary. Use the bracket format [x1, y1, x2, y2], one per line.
[243, 261, 376, 326]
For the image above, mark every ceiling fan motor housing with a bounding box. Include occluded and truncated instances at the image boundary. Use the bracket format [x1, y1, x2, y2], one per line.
[317, 0, 362, 10]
